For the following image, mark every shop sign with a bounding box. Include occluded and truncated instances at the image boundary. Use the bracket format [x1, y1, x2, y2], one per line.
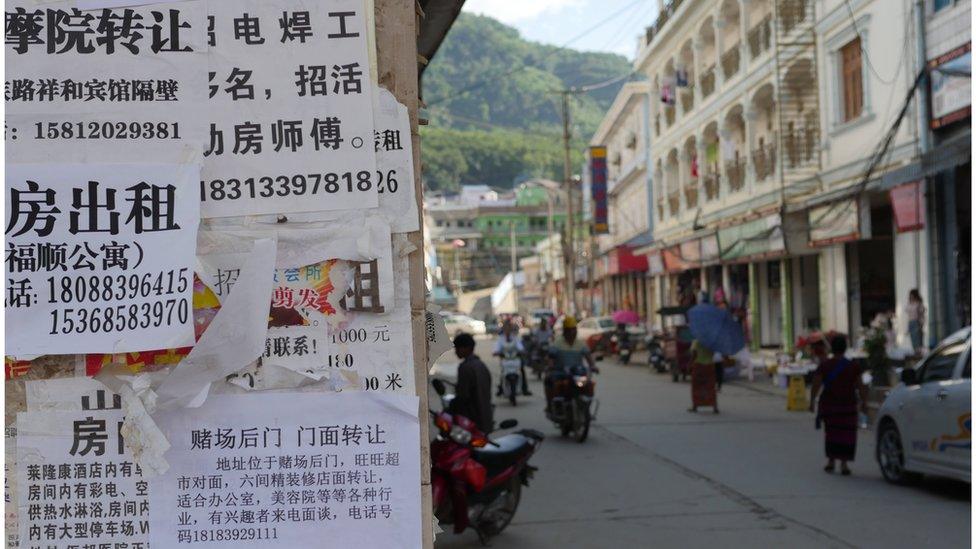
[590, 146, 609, 234]
[808, 200, 859, 247]
[890, 180, 926, 232]
[700, 234, 720, 264]
[930, 42, 971, 130]
[647, 251, 665, 276]
[717, 215, 785, 261]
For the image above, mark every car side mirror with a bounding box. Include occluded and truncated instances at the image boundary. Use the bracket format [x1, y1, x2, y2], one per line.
[901, 368, 918, 385]
[432, 378, 446, 396]
[498, 419, 518, 429]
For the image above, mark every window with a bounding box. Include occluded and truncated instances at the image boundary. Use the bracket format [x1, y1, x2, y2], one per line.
[918, 341, 966, 383]
[840, 38, 863, 122]
[934, 0, 952, 12]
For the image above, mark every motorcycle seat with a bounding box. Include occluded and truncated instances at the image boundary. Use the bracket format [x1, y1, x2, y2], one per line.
[472, 433, 532, 476]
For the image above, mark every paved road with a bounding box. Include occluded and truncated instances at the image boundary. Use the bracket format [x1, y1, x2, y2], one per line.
[430, 337, 970, 549]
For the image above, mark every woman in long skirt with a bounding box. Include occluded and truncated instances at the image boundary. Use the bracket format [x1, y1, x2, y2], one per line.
[689, 340, 719, 413]
[810, 335, 868, 475]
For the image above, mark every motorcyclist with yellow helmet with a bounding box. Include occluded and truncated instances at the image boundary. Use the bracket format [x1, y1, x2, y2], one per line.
[544, 315, 598, 411]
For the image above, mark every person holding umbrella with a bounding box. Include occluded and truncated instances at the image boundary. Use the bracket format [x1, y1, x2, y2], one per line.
[685, 303, 746, 414]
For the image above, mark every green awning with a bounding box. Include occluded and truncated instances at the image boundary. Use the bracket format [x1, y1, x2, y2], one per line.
[717, 215, 785, 261]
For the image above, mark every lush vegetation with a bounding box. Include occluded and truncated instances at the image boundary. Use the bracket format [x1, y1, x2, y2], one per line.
[420, 13, 632, 192]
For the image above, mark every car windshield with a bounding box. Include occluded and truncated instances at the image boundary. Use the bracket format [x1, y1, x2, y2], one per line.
[598, 319, 615, 328]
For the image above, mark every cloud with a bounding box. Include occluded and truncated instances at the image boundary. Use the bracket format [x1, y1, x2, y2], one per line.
[463, 0, 584, 24]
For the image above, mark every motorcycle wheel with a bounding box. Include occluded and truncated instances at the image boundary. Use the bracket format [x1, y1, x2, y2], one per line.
[560, 407, 572, 437]
[477, 476, 522, 538]
[573, 400, 590, 443]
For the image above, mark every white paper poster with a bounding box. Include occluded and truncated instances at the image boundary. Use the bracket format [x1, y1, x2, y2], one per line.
[201, 0, 378, 218]
[149, 392, 421, 548]
[5, 163, 200, 356]
[4, 0, 209, 164]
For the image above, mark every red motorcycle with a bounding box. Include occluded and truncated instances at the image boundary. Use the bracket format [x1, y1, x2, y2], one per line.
[430, 379, 543, 543]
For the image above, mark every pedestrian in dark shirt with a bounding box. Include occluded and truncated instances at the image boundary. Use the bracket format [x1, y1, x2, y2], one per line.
[450, 333, 493, 434]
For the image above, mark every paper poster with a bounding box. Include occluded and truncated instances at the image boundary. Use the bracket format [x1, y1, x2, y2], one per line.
[280, 88, 419, 233]
[5, 163, 200, 356]
[201, 0, 378, 218]
[17, 407, 150, 549]
[5, 423, 19, 549]
[149, 392, 421, 548]
[4, 0, 208, 164]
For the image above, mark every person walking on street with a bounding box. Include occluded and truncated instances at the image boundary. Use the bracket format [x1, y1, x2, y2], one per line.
[809, 335, 868, 476]
[907, 289, 926, 355]
[689, 339, 719, 413]
[450, 333, 493, 434]
[493, 321, 531, 396]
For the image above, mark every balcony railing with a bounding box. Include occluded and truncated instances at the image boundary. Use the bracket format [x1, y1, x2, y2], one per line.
[679, 88, 694, 113]
[752, 142, 777, 181]
[643, 0, 685, 48]
[721, 47, 740, 80]
[668, 191, 680, 215]
[699, 67, 716, 98]
[664, 105, 675, 127]
[783, 125, 817, 168]
[656, 197, 665, 219]
[725, 155, 746, 192]
[684, 183, 699, 209]
[747, 15, 772, 59]
[703, 171, 720, 201]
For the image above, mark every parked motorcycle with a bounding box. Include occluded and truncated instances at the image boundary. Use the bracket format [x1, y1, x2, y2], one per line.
[430, 379, 544, 543]
[545, 366, 598, 442]
[646, 333, 667, 373]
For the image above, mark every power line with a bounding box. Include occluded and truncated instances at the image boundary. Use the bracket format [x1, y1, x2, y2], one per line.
[426, 0, 645, 106]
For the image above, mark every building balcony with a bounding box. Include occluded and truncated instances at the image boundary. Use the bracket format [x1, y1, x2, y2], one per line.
[703, 172, 720, 201]
[783, 125, 818, 169]
[699, 67, 716, 98]
[721, 47, 740, 80]
[679, 88, 694, 114]
[667, 191, 680, 216]
[748, 15, 772, 60]
[656, 197, 665, 220]
[683, 182, 699, 209]
[725, 156, 746, 193]
[664, 105, 676, 127]
[779, 0, 811, 34]
[752, 143, 777, 182]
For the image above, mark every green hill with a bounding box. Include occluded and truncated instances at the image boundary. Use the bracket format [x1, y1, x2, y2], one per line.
[420, 13, 633, 192]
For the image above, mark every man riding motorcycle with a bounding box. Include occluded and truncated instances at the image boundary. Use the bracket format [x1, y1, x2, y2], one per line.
[493, 321, 531, 397]
[544, 316, 597, 412]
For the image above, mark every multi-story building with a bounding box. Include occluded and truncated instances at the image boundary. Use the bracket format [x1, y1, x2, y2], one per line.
[425, 180, 569, 292]
[590, 0, 969, 352]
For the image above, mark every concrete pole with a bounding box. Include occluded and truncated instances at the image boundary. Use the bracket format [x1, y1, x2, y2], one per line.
[781, 258, 795, 354]
[561, 92, 578, 315]
[510, 220, 518, 313]
[749, 261, 760, 352]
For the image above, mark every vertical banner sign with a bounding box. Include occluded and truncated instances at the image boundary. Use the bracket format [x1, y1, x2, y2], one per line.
[5, 163, 200, 356]
[4, 1, 209, 163]
[202, 0, 378, 218]
[590, 146, 609, 234]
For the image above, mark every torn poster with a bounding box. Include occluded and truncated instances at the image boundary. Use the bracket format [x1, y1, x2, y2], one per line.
[5, 163, 200, 356]
[17, 408, 150, 549]
[201, 0, 378, 218]
[4, 0, 208, 164]
[148, 391, 421, 548]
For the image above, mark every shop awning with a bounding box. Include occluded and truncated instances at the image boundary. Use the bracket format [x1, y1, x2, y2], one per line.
[717, 214, 785, 261]
[808, 199, 860, 247]
[607, 245, 648, 276]
[662, 244, 695, 273]
[700, 233, 720, 265]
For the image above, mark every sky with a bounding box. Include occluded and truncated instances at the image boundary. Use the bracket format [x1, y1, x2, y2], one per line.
[462, 0, 660, 59]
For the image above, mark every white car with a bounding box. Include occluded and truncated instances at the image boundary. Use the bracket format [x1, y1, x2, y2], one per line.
[443, 314, 487, 337]
[575, 316, 617, 347]
[876, 327, 971, 484]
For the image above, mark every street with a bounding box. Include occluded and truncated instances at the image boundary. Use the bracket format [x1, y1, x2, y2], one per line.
[431, 337, 970, 549]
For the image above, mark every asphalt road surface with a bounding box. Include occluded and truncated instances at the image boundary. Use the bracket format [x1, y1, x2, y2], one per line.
[429, 336, 970, 549]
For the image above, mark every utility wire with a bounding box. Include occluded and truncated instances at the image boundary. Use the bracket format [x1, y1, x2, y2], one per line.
[426, 0, 645, 106]
[843, 0, 905, 85]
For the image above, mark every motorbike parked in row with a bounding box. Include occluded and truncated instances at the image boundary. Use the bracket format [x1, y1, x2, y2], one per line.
[646, 332, 667, 373]
[545, 365, 598, 443]
[430, 379, 544, 544]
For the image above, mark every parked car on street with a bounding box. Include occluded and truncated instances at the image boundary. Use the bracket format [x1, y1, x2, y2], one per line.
[443, 314, 488, 337]
[575, 316, 617, 351]
[875, 327, 971, 484]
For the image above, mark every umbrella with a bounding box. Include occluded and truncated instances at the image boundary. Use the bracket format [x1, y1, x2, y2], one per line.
[612, 310, 640, 325]
[686, 303, 746, 355]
